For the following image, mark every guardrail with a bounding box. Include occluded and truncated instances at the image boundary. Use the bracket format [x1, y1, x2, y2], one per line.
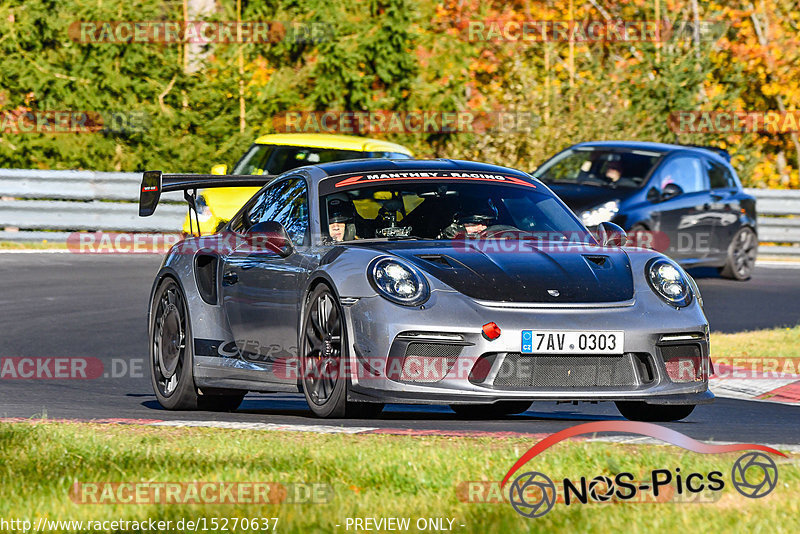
[0, 170, 798, 257]
[744, 188, 800, 257]
[0, 169, 185, 241]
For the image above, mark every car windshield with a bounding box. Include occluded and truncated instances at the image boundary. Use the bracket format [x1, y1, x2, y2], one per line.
[232, 144, 411, 175]
[533, 148, 663, 188]
[319, 180, 592, 243]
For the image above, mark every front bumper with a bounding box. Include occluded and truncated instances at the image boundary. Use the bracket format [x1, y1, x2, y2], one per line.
[344, 289, 712, 406]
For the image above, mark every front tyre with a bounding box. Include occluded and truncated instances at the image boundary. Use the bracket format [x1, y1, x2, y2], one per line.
[719, 226, 757, 280]
[300, 285, 383, 418]
[615, 401, 695, 422]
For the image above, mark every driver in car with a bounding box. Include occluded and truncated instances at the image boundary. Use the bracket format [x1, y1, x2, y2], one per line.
[327, 197, 359, 242]
[604, 159, 623, 183]
[439, 199, 500, 238]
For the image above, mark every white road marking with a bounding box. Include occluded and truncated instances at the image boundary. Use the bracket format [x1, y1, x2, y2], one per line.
[710, 378, 800, 401]
[3, 417, 800, 451]
[755, 260, 800, 269]
[149, 419, 379, 434]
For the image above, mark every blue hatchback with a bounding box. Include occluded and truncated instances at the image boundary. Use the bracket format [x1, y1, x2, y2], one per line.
[532, 141, 758, 280]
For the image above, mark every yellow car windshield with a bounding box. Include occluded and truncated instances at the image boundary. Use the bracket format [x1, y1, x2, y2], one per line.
[233, 144, 409, 175]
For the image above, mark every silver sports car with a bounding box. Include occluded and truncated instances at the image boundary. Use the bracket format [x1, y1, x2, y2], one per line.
[139, 159, 712, 421]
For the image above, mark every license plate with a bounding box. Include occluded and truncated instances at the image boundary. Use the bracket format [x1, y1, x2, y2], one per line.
[521, 330, 624, 355]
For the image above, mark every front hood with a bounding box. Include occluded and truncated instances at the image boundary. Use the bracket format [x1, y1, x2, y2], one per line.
[353, 240, 634, 303]
[546, 183, 636, 212]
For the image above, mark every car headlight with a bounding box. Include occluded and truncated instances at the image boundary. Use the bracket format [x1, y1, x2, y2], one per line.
[646, 258, 693, 308]
[369, 257, 429, 306]
[580, 200, 619, 227]
[686, 273, 703, 309]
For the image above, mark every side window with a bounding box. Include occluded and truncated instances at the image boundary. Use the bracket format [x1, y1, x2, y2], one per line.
[656, 157, 706, 194]
[706, 160, 736, 189]
[243, 177, 309, 246]
[273, 179, 310, 246]
[228, 190, 266, 234]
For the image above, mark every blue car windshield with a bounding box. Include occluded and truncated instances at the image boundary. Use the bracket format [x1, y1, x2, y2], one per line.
[320, 181, 592, 242]
[533, 148, 663, 188]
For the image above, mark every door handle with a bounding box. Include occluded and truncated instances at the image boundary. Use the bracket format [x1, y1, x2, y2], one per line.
[222, 271, 238, 285]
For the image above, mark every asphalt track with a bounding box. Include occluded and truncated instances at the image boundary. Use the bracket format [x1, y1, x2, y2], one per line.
[1, 253, 798, 443]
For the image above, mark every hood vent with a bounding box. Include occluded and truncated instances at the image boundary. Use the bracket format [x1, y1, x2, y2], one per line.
[583, 255, 609, 268]
[416, 254, 458, 268]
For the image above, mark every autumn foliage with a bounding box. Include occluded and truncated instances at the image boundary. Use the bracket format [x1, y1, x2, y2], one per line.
[0, 0, 799, 188]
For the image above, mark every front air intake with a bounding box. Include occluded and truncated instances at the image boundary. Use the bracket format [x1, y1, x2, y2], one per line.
[491, 353, 642, 389]
[387, 342, 463, 383]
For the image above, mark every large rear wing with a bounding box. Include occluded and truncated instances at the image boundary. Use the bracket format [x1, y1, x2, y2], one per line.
[138, 170, 275, 235]
[138, 170, 274, 217]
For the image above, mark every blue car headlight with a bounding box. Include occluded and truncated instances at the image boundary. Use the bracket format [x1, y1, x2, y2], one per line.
[646, 258, 693, 308]
[369, 257, 429, 306]
[580, 200, 619, 227]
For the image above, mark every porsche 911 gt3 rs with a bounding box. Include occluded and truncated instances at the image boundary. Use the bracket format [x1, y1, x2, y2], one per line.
[139, 158, 712, 421]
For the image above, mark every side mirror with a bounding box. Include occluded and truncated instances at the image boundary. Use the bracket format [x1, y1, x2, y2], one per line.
[246, 221, 293, 257]
[210, 163, 228, 175]
[661, 183, 683, 201]
[596, 222, 628, 247]
[646, 187, 661, 203]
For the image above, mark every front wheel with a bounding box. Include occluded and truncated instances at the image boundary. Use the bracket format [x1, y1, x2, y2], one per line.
[450, 401, 532, 418]
[615, 401, 695, 422]
[719, 227, 757, 280]
[299, 285, 383, 418]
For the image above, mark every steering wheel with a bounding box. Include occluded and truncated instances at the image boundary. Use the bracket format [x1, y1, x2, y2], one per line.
[478, 225, 521, 238]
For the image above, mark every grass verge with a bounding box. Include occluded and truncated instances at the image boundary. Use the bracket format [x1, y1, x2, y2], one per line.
[713, 327, 800, 361]
[712, 326, 800, 376]
[0, 423, 797, 533]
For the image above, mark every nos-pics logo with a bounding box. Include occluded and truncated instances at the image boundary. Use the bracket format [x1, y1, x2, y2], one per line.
[501, 421, 783, 519]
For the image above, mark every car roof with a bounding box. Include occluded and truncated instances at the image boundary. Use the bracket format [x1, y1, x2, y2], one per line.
[253, 133, 413, 155]
[313, 158, 534, 180]
[571, 140, 728, 161]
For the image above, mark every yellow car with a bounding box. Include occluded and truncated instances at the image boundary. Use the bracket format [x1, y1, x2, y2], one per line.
[183, 133, 413, 234]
